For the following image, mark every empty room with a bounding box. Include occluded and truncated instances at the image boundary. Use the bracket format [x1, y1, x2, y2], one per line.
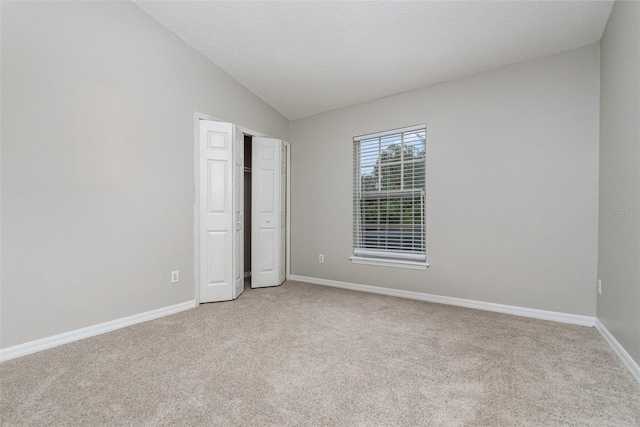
[1, 0, 639, 425]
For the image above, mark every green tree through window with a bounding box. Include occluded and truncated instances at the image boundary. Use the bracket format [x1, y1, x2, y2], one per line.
[354, 127, 426, 261]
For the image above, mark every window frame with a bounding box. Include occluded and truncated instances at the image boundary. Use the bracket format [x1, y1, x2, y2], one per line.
[351, 124, 429, 270]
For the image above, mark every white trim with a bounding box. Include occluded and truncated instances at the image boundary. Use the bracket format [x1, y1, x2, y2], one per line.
[289, 275, 595, 327]
[350, 256, 428, 270]
[354, 124, 426, 141]
[354, 249, 426, 261]
[0, 300, 196, 363]
[595, 319, 640, 384]
[285, 140, 292, 280]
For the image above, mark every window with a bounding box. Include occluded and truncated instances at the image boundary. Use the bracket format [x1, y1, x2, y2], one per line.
[352, 124, 427, 268]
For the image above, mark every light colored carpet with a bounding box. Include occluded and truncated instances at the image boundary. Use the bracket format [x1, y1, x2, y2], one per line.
[1, 280, 639, 426]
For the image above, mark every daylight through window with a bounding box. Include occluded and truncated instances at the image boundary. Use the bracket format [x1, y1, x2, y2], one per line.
[352, 125, 427, 264]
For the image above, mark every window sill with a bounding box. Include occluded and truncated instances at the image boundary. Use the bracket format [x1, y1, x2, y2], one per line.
[350, 256, 429, 270]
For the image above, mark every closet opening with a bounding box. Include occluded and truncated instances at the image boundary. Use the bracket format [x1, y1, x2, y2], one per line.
[243, 134, 252, 290]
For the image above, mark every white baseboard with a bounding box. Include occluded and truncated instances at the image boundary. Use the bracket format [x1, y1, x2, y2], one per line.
[289, 275, 595, 327]
[0, 300, 197, 363]
[595, 319, 640, 384]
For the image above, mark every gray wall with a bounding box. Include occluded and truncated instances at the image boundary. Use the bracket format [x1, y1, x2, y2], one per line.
[290, 44, 600, 316]
[597, 1, 640, 364]
[1, 1, 289, 348]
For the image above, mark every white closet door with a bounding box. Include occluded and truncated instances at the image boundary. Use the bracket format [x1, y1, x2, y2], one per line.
[233, 126, 244, 299]
[252, 137, 284, 288]
[199, 120, 234, 302]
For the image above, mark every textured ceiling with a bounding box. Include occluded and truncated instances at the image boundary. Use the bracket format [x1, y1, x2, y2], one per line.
[135, 1, 613, 120]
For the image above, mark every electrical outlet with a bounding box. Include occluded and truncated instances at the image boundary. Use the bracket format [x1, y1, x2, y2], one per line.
[171, 271, 179, 283]
[319, 254, 325, 263]
[597, 279, 602, 295]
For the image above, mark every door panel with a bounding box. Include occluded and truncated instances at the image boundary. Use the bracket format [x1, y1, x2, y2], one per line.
[260, 228, 276, 271]
[207, 231, 228, 284]
[207, 161, 227, 212]
[199, 121, 234, 302]
[233, 127, 244, 299]
[260, 170, 275, 212]
[252, 137, 284, 288]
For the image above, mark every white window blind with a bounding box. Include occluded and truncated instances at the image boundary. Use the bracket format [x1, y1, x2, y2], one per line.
[353, 125, 426, 262]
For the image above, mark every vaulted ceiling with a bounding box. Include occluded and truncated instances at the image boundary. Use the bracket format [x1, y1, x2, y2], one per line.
[135, 1, 613, 120]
